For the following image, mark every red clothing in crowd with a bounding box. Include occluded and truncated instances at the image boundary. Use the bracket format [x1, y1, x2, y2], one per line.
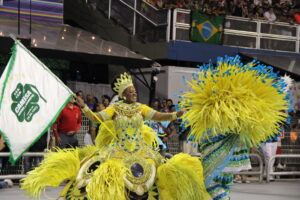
[53, 104, 82, 138]
[294, 13, 300, 23]
[176, 1, 185, 8]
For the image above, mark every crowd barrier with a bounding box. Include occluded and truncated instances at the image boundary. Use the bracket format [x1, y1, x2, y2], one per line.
[1, 119, 299, 183]
[267, 154, 300, 182]
[0, 152, 46, 180]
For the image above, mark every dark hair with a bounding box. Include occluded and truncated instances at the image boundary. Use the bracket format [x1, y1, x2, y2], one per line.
[169, 105, 175, 110]
[150, 98, 162, 109]
[167, 99, 173, 103]
[102, 95, 111, 101]
[94, 96, 99, 104]
[92, 103, 100, 112]
[76, 90, 83, 96]
[151, 98, 161, 104]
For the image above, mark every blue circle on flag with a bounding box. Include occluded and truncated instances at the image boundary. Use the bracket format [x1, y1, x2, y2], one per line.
[201, 22, 213, 40]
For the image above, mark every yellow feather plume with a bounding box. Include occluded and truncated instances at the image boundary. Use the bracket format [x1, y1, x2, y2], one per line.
[86, 159, 128, 200]
[180, 57, 288, 146]
[21, 148, 81, 198]
[156, 153, 209, 200]
[78, 145, 99, 160]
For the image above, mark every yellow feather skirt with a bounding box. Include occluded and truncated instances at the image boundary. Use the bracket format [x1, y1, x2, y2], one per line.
[21, 123, 208, 200]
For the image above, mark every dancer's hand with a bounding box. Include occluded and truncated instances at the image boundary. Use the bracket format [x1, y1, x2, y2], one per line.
[75, 95, 85, 108]
[176, 110, 185, 117]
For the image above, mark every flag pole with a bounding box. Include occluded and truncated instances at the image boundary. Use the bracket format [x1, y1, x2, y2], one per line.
[17, 0, 20, 35]
[87, 108, 118, 141]
[9, 34, 17, 42]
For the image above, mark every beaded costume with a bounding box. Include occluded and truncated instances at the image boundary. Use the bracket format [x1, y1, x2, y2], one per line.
[21, 73, 209, 200]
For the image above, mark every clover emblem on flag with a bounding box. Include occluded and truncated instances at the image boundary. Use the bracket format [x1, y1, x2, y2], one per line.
[11, 83, 47, 122]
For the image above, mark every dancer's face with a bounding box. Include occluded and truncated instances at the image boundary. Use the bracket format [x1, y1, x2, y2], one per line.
[123, 86, 137, 103]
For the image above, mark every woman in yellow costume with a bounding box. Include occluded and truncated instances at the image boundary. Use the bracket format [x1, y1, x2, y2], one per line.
[21, 72, 209, 200]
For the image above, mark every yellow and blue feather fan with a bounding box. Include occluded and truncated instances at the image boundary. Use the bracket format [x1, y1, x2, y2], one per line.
[179, 55, 290, 147]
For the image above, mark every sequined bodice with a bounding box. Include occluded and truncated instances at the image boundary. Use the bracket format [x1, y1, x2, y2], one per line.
[113, 102, 144, 153]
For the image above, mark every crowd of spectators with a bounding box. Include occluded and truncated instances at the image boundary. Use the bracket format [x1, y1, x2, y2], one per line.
[74, 91, 112, 145]
[147, 98, 198, 154]
[146, 0, 300, 24]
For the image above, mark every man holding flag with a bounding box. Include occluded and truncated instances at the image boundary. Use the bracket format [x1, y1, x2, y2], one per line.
[0, 38, 73, 164]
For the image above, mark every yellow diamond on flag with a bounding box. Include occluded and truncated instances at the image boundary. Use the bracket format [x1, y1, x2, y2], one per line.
[196, 20, 218, 41]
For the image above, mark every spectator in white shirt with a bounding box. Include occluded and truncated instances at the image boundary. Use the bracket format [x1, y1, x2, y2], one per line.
[264, 0, 272, 5]
[254, 0, 263, 6]
[264, 7, 277, 22]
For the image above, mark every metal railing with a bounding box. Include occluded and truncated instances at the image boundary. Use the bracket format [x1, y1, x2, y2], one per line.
[267, 154, 300, 182]
[172, 8, 191, 41]
[0, 116, 90, 180]
[96, 0, 171, 42]
[0, 152, 46, 179]
[172, 8, 300, 53]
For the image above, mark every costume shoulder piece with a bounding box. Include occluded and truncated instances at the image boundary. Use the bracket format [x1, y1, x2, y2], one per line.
[113, 101, 142, 117]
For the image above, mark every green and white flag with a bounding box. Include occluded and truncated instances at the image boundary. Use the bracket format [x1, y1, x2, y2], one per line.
[0, 41, 73, 164]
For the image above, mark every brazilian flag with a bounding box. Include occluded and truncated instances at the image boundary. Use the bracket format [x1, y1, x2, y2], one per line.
[190, 12, 224, 44]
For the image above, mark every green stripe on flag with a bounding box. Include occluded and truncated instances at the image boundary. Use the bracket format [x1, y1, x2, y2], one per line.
[0, 44, 17, 112]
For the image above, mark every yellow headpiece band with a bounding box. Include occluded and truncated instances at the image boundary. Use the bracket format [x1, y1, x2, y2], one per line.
[113, 72, 134, 98]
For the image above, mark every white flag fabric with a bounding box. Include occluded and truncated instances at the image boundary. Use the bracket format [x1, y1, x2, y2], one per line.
[0, 42, 73, 164]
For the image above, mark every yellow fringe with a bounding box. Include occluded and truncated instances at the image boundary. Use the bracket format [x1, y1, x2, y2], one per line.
[156, 153, 210, 200]
[95, 120, 117, 148]
[86, 159, 128, 200]
[95, 121, 158, 149]
[180, 61, 288, 146]
[21, 148, 81, 198]
[141, 124, 159, 149]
